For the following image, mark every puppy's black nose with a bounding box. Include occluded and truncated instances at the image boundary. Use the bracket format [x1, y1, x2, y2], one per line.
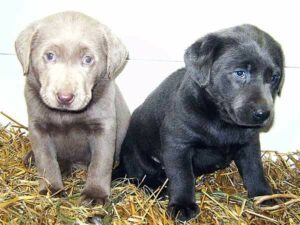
[57, 92, 74, 105]
[253, 109, 270, 122]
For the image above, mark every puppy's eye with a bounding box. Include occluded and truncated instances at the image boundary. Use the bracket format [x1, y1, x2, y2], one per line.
[233, 69, 249, 79]
[45, 52, 56, 62]
[82, 55, 94, 65]
[271, 73, 280, 83]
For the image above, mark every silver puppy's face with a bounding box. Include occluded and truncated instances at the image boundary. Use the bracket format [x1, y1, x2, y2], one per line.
[31, 26, 106, 111]
[15, 12, 128, 111]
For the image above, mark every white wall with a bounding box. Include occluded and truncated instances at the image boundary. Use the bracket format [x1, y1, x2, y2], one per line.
[0, 0, 299, 152]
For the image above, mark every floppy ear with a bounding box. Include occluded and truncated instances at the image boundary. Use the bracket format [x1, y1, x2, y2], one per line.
[184, 34, 223, 87]
[102, 26, 128, 79]
[277, 49, 285, 97]
[277, 71, 285, 96]
[15, 23, 38, 75]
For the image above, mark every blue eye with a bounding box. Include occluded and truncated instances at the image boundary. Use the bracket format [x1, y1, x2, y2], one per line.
[82, 55, 94, 65]
[45, 52, 56, 62]
[233, 69, 249, 79]
[271, 73, 280, 83]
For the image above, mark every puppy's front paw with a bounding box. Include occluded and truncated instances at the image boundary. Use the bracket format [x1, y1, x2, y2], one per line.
[261, 199, 278, 206]
[253, 194, 279, 207]
[39, 183, 65, 197]
[81, 186, 109, 205]
[167, 202, 200, 221]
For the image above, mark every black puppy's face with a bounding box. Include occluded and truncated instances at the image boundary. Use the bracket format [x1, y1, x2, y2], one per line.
[185, 25, 284, 127]
[209, 44, 283, 127]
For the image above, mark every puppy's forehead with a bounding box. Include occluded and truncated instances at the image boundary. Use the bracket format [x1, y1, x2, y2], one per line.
[219, 25, 283, 69]
[219, 44, 277, 72]
[35, 12, 105, 50]
[38, 23, 102, 46]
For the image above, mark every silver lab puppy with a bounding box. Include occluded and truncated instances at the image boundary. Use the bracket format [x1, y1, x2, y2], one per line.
[15, 11, 130, 204]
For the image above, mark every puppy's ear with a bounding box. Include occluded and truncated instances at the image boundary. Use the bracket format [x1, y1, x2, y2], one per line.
[184, 34, 223, 87]
[15, 23, 38, 76]
[102, 26, 128, 79]
[277, 50, 285, 97]
[277, 72, 285, 96]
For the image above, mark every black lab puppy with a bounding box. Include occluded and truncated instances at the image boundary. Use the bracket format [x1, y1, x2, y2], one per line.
[114, 24, 284, 221]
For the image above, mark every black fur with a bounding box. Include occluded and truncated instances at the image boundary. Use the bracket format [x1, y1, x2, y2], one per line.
[113, 24, 285, 221]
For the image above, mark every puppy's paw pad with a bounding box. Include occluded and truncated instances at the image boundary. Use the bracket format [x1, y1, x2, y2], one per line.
[167, 202, 200, 221]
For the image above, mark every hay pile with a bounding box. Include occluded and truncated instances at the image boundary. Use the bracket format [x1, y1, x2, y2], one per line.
[0, 112, 299, 225]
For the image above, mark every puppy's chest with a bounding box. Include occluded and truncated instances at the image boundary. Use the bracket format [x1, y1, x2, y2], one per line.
[51, 130, 90, 163]
[37, 120, 102, 163]
[192, 145, 237, 175]
[193, 124, 253, 146]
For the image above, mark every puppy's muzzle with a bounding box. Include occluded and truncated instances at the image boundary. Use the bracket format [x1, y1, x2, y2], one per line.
[233, 104, 272, 127]
[56, 92, 75, 105]
[252, 107, 270, 123]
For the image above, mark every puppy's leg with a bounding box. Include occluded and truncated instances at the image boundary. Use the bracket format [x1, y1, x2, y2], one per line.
[114, 85, 130, 166]
[81, 119, 116, 205]
[29, 129, 64, 194]
[58, 159, 72, 177]
[162, 141, 199, 221]
[113, 143, 145, 181]
[117, 141, 165, 189]
[234, 138, 272, 199]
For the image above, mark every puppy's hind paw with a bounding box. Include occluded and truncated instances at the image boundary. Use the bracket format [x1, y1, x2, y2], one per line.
[167, 202, 200, 221]
[23, 150, 35, 167]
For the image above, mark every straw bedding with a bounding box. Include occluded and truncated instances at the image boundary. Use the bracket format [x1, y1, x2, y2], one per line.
[0, 112, 299, 225]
